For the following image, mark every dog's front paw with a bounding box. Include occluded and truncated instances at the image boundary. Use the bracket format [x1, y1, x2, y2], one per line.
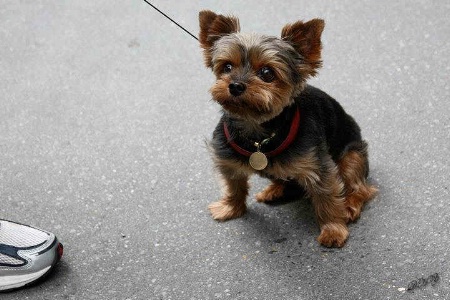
[317, 223, 349, 248]
[255, 182, 284, 203]
[208, 199, 246, 221]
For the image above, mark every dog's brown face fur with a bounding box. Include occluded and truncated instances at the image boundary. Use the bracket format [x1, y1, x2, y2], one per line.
[199, 10, 324, 123]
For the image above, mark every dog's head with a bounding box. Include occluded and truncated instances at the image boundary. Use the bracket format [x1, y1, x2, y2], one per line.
[199, 10, 324, 123]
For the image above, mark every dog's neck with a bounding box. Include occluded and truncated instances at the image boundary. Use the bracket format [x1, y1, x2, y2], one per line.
[228, 117, 268, 139]
[223, 103, 296, 141]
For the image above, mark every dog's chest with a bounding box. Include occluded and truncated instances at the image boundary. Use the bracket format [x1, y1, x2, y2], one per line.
[254, 160, 297, 181]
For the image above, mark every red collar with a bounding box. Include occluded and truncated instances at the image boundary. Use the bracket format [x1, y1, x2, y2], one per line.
[223, 108, 300, 158]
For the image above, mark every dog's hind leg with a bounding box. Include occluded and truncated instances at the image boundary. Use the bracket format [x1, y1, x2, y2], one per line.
[337, 141, 378, 222]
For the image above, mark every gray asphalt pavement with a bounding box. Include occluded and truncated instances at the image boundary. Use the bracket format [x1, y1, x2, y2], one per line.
[1, 0, 449, 299]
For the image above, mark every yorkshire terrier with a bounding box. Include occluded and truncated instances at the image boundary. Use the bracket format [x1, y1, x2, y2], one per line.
[199, 10, 377, 247]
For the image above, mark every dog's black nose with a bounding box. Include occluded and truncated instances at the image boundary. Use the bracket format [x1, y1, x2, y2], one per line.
[228, 82, 246, 96]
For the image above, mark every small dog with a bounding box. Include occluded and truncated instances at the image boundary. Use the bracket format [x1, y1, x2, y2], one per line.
[199, 10, 377, 247]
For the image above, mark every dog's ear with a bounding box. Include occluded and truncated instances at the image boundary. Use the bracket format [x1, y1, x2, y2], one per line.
[199, 10, 240, 68]
[281, 19, 325, 76]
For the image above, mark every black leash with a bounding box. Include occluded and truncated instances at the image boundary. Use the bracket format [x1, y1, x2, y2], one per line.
[143, 0, 199, 41]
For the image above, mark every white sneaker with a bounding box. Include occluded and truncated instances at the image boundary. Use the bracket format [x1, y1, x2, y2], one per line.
[0, 219, 63, 292]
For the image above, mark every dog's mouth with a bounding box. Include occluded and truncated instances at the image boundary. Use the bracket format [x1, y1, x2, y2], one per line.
[218, 96, 272, 117]
[219, 96, 250, 109]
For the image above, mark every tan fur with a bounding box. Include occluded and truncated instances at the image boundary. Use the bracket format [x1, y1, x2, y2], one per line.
[255, 180, 285, 202]
[338, 150, 378, 222]
[272, 152, 350, 247]
[281, 19, 325, 77]
[208, 175, 248, 221]
[208, 154, 251, 220]
[199, 11, 240, 67]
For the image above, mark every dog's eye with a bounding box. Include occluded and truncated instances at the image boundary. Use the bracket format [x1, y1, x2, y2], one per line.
[258, 66, 275, 82]
[223, 63, 233, 73]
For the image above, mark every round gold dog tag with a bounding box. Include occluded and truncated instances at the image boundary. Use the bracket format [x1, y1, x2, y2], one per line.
[249, 151, 268, 170]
